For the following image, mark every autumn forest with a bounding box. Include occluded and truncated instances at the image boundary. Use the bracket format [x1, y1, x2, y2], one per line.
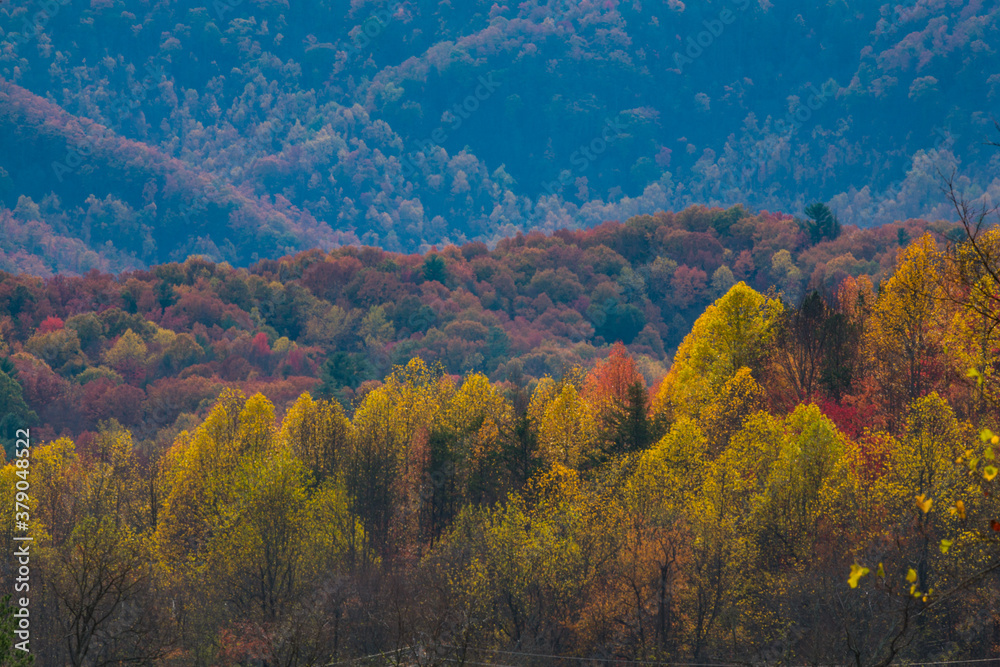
[0, 202, 995, 664]
[3, 0, 1000, 665]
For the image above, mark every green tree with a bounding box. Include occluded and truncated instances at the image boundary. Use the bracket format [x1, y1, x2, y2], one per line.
[423, 254, 448, 283]
[104, 329, 148, 382]
[0, 369, 37, 460]
[317, 351, 375, 406]
[24, 329, 86, 376]
[802, 202, 841, 243]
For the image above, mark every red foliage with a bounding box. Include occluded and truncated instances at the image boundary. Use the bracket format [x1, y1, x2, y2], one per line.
[657, 230, 725, 272]
[38, 316, 65, 333]
[252, 332, 271, 357]
[583, 342, 646, 408]
[171, 291, 227, 328]
[817, 398, 877, 440]
[216, 621, 274, 666]
[82, 379, 146, 429]
[671, 265, 708, 309]
[352, 270, 409, 307]
[286, 348, 306, 374]
[14, 354, 70, 408]
[220, 356, 253, 381]
[733, 250, 755, 279]
[301, 255, 363, 301]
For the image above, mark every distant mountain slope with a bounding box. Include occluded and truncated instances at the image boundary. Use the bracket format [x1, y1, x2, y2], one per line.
[0, 79, 355, 274]
[0, 0, 995, 272]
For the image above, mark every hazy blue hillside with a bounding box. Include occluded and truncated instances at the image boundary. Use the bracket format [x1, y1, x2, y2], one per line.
[0, 0, 995, 272]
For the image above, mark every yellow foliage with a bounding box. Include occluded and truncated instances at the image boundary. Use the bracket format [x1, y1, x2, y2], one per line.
[527, 376, 559, 427]
[749, 404, 847, 564]
[848, 563, 869, 588]
[866, 234, 947, 416]
[721, 411, 785, 496]
[151, 324, 177, 349]
[878, 393, 967, 513]
[104, 328, 148, 368]
[443, 372, 512, 435]
[536, 383, 596, 469]
[279, 393, 350, 482]
[353, 357, 452, 449]
[272, 336, 294, 353]
[639, 416, 708, 499]
[28, 438, 80, 536]
[915, 494, 932, 514]
[656, 282, 782, 424]
[701, 367, 766, 454]
[950, 500, 966, 519]
[155, 389, 364, 621]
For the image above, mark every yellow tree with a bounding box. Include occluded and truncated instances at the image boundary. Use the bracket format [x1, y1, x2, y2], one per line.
[25, 438, 78, 544]
[103, 328, 148, 381]
[536, 383, 597, 469]
[348, 384, 409, 556]
[603, 417, 708, 655]
[156, 389, 251, 563]
[154, 391, 275, 635]
[866, 235, 949, 424]
[701, 367, 766, 455]
[437, 464, 614, 655]
[434, 373, 514, 519]
[203, 449, 310, 622]
[156, 390, 362, 660]
[685, 454, 756, 659]
[677, 409, 788, 659]
[942, 288, 1000, 420]
[885, 393, 968, 509]
[653, 282, 782, 426]
[32, 426, 170, 666]
[873, 393, 968, 599]
[279, 393, 351, 484]
[347, 358, 455, 553]
[844, 394, 987, 666]
[752, 404, 847, 567]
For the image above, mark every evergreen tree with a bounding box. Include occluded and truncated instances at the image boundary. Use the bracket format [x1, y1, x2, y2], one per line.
[802, 202, 842, 243]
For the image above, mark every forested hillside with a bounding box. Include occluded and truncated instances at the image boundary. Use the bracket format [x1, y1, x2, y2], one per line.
[2, 203, 1000, 664]
[0, 0, 997, 272]
[3, 1, 1000, 662]
[0, 205, 953, 449]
